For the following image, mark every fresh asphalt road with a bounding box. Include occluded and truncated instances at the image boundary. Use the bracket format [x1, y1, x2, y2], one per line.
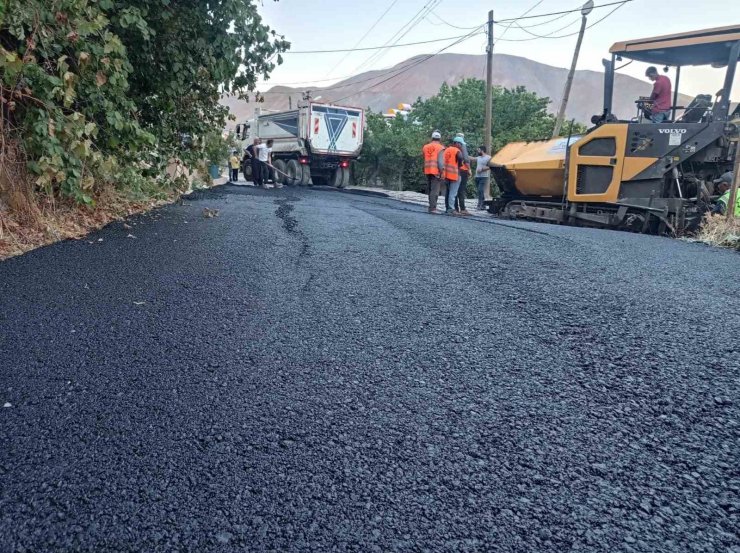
[1, 185, 739, 552]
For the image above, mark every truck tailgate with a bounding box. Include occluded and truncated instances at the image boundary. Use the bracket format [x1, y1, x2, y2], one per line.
[307, 104, 363, 156]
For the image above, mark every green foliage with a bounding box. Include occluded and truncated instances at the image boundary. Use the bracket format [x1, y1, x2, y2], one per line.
[1, 0, 286, 204]
[356, 79, 587, 192]
[355, 112, 426, 191]
[202, 131, 237, 167]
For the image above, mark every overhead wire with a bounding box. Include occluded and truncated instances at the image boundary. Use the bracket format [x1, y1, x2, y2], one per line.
[333, 26, 483, 103]
[323, 0, 401, 77]
[352, 0, 443, 72]
[495, 0, 546, 45]
[261, 56, 445, 95]
[425, 10, 485, 30]
[495, 1, 630, 42]
[258, 0, 633, 97]
[494, 0, 634, 23]
[283, 32, 483, 54]
[507, 10, 572, 28]
[510, 16, 582, 38]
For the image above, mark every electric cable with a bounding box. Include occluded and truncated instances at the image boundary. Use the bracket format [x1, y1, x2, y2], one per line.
[285, 31, 480, 54]
[324, 0, 401, 77]
[510, 16, 582, 39]
[425, 10, 486, 30]
[494, 0, 634, 23]
[495, 1, 630, 42]
[333, 27, 482, 103]
[357, 0, 443, 71]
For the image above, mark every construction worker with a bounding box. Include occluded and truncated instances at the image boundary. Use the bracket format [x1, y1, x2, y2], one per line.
[644, 66, 672, 123]
[474, 145, 491, 210]
[228, 150, 240, 182]
[422, 131, 445, 213]
[443, 137, 464, 215]
[712, 171, 740, 216]
[454, 133, 471, 215]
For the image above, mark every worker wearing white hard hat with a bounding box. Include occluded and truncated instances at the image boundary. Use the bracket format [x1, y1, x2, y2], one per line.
[422, 130, 445, 213]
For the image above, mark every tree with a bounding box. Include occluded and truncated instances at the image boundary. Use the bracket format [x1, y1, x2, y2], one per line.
[107, 0, 289, 165]
[0, 0, 287, 205]
[355, 112, 426, 191]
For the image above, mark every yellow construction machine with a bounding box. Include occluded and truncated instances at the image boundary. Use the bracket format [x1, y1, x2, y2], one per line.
[489, 25, 740, 234]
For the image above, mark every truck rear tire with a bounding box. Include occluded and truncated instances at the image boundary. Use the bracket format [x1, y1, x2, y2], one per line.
[273, 160, 286, 185]
[299, 165, 311, 187]
[332, 167, 350, 188]
[285, 159, 302, 186]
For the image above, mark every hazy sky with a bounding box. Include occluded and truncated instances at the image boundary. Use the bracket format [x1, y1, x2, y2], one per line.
[255, 0, 739, 100]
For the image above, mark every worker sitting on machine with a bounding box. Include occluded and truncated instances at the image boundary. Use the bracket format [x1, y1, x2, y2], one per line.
[639, 66, 672, 123]
[711, 172, 740, 216]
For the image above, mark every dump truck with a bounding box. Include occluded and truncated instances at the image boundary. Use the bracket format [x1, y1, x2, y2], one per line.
[489, 25, 740, 234]
[235, 102, 364, 187]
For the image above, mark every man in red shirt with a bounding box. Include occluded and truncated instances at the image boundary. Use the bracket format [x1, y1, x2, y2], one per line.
[645, 66, 672, 123]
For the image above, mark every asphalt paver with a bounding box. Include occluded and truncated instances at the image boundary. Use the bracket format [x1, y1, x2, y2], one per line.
[1, 185, 739, 552]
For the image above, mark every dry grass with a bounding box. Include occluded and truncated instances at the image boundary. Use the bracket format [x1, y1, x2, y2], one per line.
[693, 214, 740, 250]
[0, 186, 175, 260]
[0, 136, 218, 260]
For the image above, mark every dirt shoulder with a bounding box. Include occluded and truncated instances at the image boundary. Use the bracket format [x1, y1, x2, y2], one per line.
[0, 179, 227, 261]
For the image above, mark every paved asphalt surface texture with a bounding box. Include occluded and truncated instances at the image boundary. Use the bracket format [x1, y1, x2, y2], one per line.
[1, 184, 739, 552]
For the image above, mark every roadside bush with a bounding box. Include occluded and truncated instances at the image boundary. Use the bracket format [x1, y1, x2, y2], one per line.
[0, 0, 288, 209]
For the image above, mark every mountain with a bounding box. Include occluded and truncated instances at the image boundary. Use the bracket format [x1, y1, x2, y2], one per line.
[222, 53, 692, 125]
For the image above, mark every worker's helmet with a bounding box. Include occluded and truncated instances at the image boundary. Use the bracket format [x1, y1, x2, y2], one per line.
[453, 136, 465, 145]
[431, 131, 441, 140]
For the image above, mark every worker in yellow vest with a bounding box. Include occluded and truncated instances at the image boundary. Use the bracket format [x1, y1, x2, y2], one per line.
[422, 131, 445, 213]
[712, 172, 740, 217]
[443, 137, 464, 216]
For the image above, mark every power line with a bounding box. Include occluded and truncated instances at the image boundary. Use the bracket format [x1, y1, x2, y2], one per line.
[258, 0, 631, 96]
[324, 0, 401, 77]
[509, 10, 573, 28]
[495, 1, 630, 42]
[494, 0, 546, 45]
[261, 56, 439, 95]
[284, 31, 476, 55]
[510, 16, 581, 39]
[425, 10, 486, 30]
[494, 0, 634, 23]
[357, 0, 443, 71]
[333, 27, 482, 103]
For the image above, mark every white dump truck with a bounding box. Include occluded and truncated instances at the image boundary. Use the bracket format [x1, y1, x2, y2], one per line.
[235, 102, 364, 187]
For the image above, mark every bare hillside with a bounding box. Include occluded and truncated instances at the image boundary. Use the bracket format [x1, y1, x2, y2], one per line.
[222, 53, 693, 126]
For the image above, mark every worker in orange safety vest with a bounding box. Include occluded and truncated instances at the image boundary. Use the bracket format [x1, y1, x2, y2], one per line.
[454, 133, 472, 216]
[422, 131, 445, 213]
[443, 137, 464, 216]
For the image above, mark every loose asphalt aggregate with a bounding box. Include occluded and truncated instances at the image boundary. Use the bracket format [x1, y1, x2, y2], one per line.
[1, 184, 739, 552]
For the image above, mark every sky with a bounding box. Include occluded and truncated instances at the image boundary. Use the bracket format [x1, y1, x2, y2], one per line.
[254, 0, 739, 100]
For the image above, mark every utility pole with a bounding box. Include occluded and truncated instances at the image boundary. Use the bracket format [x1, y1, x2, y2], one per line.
[484, 10, 494, 155]
[552, 0, 594, 138]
